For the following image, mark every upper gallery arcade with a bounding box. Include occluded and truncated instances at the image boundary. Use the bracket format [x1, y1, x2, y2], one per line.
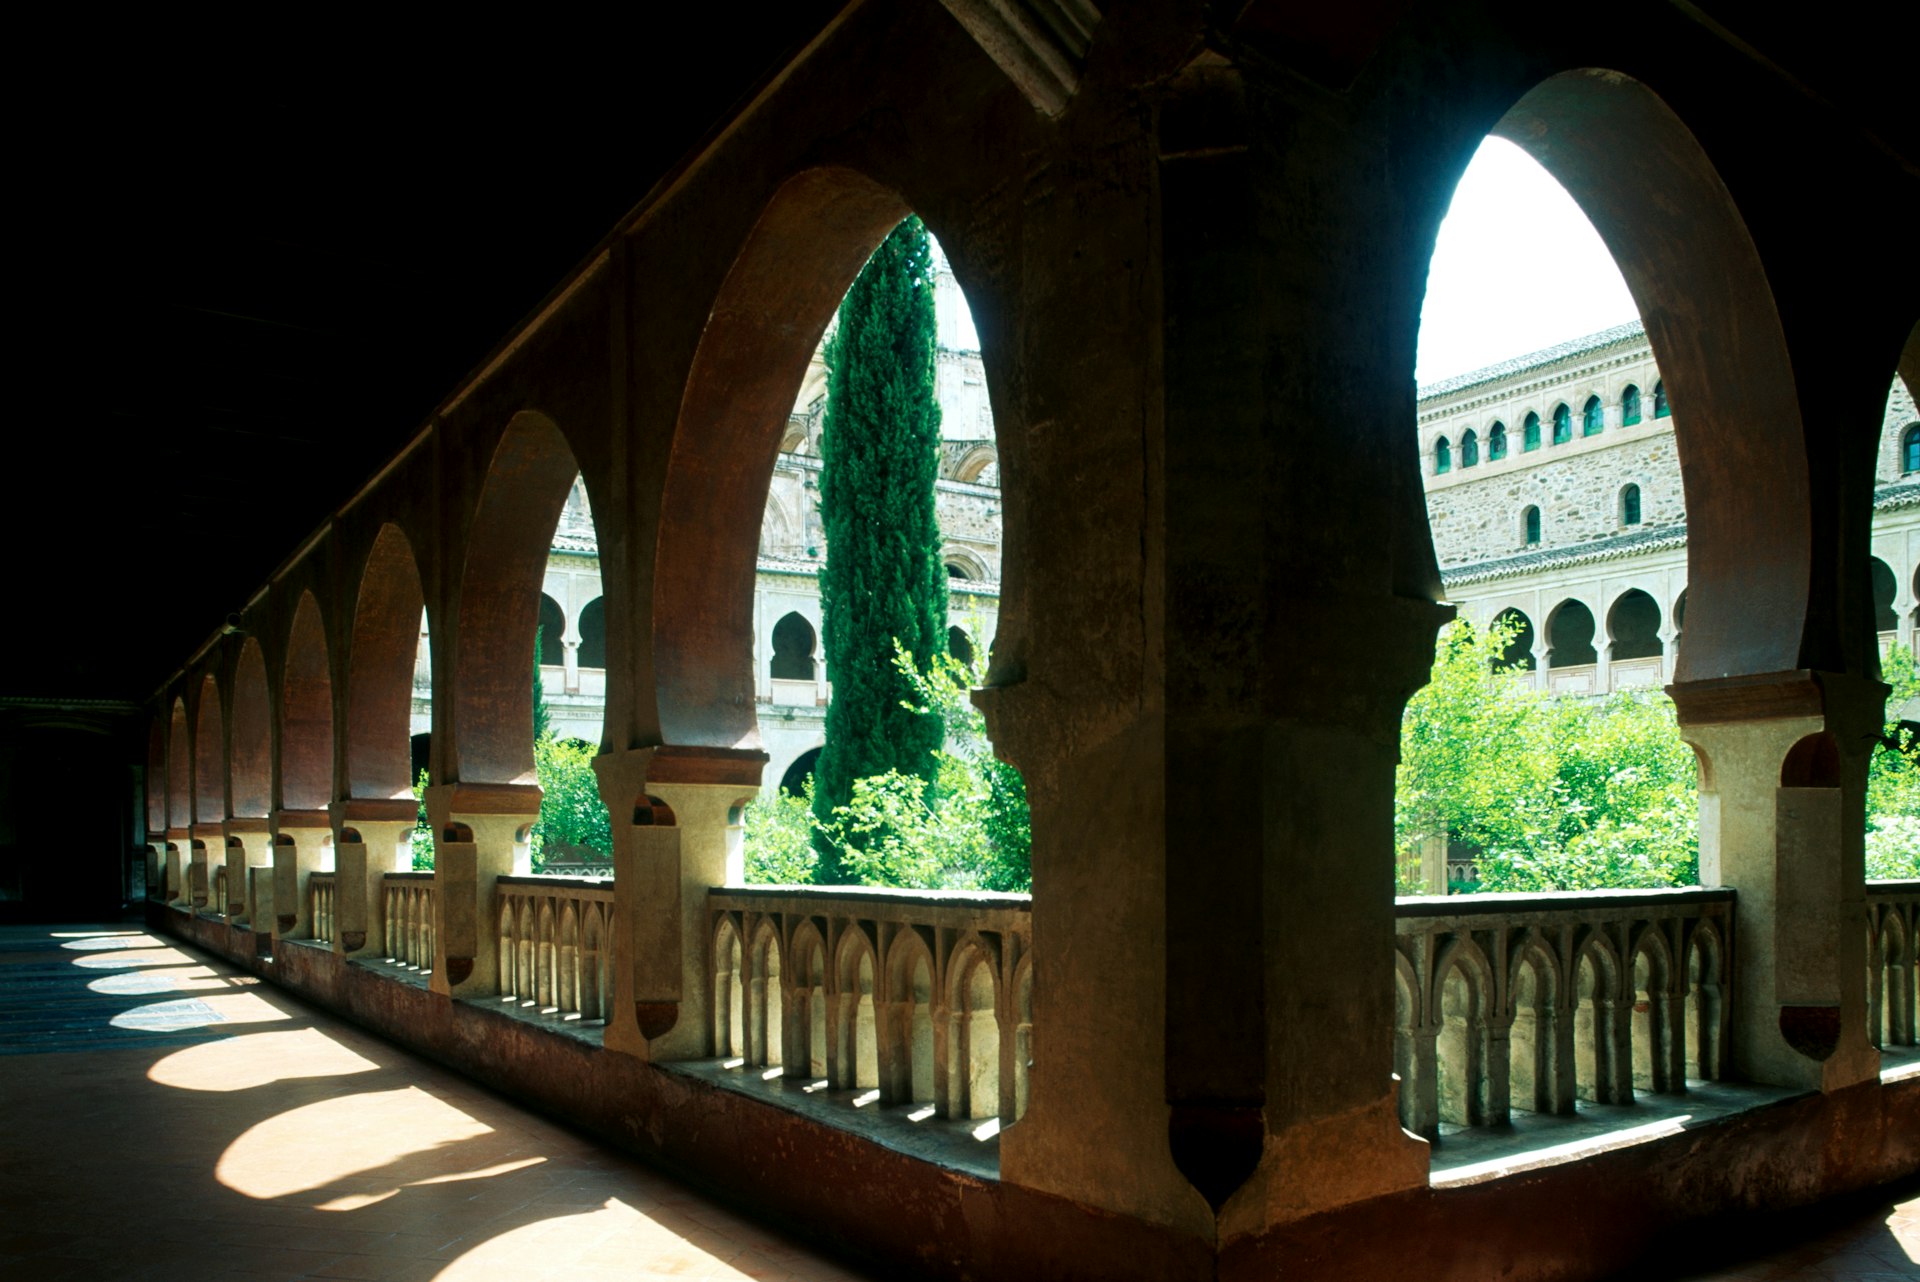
[138, 3, 1918, 1280]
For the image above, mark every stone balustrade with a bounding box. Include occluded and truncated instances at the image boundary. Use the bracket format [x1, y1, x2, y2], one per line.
[308, 871, 337, 946]
[382, 872, 436, 971]
[212, 865, 227, 918]
[1393, 886, 1733, 1141]
[496, 875, 614, 1021]
[1867, 879, 1919, 1050]
[706, 885, 1034, 1129]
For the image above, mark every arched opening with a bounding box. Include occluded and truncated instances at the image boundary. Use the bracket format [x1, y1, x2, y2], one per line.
[1546, 600, 1598, 668]
[1487, 421, 1507, 461]
[576, 597, 606, 669]
[345, 523, 426, 803]
[953, 950, 1000, 1122]
[749, 924, 784, 1069]
[1607, 589, 1663, 661]
[1574, 946, 1622, 1104]
[1551, 403, 1571, 445]
[1460, 429, 1479, 468]
[1523, 411, 1541, 452]
[1434, 435, 1452, 474]
[1435, 952, 1490, 1128]
[1685, 925, 1724, 1080]
[1523, 504, 1542, 546]
[167, 699, 189, 834]
[947, 626, 976, 668]
[778, 747, 822, 797]
[714, 918, 746, 1059]
[835, 935, 879, 1091]
[282, 592, 335, 812]
[1489, 608, 1535, 671]
[230, 640, 270, 819]
[1621, 483, 1642, 526]
[770, 611, 817, 681]
[1630, 936, 1673, 1094]
[1652, 380, 1669, 418]
[537, 594, 566, 673]
[193, 673, 225, 825]
[1622, 384, 1642, 426]
[1582, 394, 1603, 436]
[453, 413, 591, 785]
[676, 169, 1023, 892]
[1870, 557, 1898, 636]
[1903, 425, 1920, 476]
[1509, 945, 1562, 1115]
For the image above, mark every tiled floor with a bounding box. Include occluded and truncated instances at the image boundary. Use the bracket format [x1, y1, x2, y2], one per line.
[0, 923, 873, 1281]
[0, 921, 1912, 1282]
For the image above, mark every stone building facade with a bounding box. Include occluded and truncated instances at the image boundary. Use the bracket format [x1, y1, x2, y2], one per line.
[1421, 322, 1920, 693]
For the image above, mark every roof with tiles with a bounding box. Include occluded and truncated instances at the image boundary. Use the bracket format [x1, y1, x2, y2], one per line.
[1418, 321, 1648, 402]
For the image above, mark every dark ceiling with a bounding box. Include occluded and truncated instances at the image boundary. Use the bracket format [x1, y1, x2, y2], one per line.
[7, 6, 1910, 710]
[9, 14, 837, 705]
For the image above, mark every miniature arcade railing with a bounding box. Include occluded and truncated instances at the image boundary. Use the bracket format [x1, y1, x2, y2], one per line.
[706, 885, 1033, 1131]
[1867, 880, 1919, 1050]
[496, 876, 615, 1021]
[382, 872, 436, 970]
[1393, 886, 1734, 1141]
[212, 865, 228, 917]
[308, 871, 337, 946]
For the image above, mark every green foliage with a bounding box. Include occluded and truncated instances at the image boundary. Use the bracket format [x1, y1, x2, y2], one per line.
[743, 783, 821, 885]
[744, 643, 1030, 892]
[530, 735, 612, 871]
[1396, 617, 1698, 894]
[1868, 643, 1920, 880]
[813, 216, 948, 883]
[411, 768, 433, 871]
[532, 625, 552, 743]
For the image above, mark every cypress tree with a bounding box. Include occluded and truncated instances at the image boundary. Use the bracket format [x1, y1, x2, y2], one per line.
[812, 216, 948, 883]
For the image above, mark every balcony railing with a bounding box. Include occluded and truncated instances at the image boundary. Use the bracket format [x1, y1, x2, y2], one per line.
[212, 865, 228, 917]
[497, 876, 615, 1021]
[383, 872, 435, 971]
[1867, 879, 1919, 1050]
[706, 885, 1033, 1130]
[1392, 886, 1733, 1141]
[309, 871, 337, 946]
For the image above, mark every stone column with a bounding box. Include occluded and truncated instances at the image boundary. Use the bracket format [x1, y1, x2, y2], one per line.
[269, 812, 332, 943]
[1658, 619, 1680, 684]
[331, 800, 418, 958]
[225, 824, 271, 925]
[593, 746, 761, 1060]
[563, 639, 581, 696]
[1673, 671, 1881, 1092]
[424, 784, 539, 998]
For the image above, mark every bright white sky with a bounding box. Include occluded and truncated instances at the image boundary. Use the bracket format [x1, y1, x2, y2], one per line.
[1416, 137, 1640, 386]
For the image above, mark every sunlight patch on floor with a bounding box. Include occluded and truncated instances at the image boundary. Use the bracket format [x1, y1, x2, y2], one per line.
[149, 1028, 380, 1092]
[217, 1086, 494, 1202]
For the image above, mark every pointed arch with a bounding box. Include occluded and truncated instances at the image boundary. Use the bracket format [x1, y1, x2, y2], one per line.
[655, 166, 967, 749]
[1488, 71, 1814, 679]
[230, 639, 271, 818]
[282, 592, 335, 811]
[454, 412, 585, 783]
[167, 698, 189, 830]
[346, 523, 427, 800]
[193, 672, 225, 824]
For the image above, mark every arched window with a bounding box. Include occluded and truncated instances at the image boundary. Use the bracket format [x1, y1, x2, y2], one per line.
[947, 626, 975, 668]
[1871, 558, 1898, 634]
[1491, 608, 1536, 672]
[1523, 412, 1541, 452]
[1607, 590, 1663, 661]
[1621, 484, 1642, 526]
[1434, 436, 1451, 474]
[1551, 403, 1572, 444]
[576, 597, 606, 669]
[1582, 395, 1603, 436]
[1461, 430, 1479, 468]
[1523, 505, 1541, 547]
[1546, 599, 1598, 668]
[537, 594, 566, 665]
[1621, 384, 1642, 425]
[1902, 424, 1920, 475]
[1488, 421, 1507, 460]
[770, 611, 817, 681]
[1653, 381, 1670, 418]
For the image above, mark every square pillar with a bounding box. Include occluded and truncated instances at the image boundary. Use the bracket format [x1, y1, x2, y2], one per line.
[223, 822, 271, 921]
[594, 747, 762, 1060]
[269, 812, 332, 943]
[331, 801, 418, 958]
[424, 784, 539, 998]
[1674, 671, 1881, 1092]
